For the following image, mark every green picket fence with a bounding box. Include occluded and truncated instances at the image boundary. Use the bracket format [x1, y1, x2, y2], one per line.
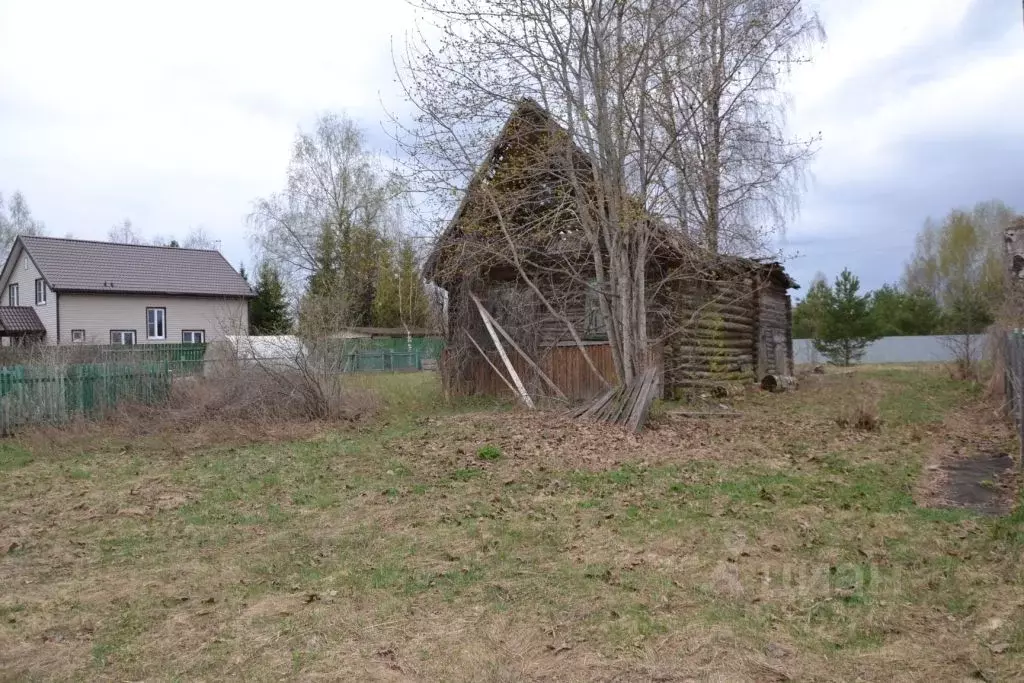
[0, 362, 171, 433]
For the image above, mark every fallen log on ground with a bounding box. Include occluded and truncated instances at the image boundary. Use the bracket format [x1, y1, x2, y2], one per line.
[760, 374, 797, 392]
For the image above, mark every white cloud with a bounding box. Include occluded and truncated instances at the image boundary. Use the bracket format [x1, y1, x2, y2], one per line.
[0, 0, 415, 266]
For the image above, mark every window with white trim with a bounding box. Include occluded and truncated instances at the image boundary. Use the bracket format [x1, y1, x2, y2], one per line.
[182, 330, 205, 344]
[146, 307, 166, 340]
[7, 283, 17, 306]
[110, 330, 136, 345]
[34, 278, 46, 305]
[70, 329, 85, 343]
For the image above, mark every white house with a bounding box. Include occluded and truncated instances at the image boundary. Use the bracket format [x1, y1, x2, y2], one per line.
[0, 236, 253, 345]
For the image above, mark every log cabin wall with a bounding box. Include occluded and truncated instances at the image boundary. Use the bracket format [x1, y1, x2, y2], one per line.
[659, 273, 758, 398]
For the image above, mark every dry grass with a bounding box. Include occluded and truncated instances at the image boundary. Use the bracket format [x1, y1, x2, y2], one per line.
[834, 400, 882, 432]
[1, 367, 1023, 681]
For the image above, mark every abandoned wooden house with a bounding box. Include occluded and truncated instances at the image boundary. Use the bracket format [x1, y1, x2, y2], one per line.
[424, 99, 798, 401]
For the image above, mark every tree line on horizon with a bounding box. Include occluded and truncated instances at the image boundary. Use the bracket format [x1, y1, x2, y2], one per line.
[795, 199, 1016, 365]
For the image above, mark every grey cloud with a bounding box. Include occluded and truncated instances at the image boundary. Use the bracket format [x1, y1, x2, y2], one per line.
[785, 131, 1024, 293]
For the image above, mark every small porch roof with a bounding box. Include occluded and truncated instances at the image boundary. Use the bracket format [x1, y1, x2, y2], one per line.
[0, 307, 45, 336]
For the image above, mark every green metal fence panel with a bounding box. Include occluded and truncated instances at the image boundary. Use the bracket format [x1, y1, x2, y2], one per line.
[343, 350, 421, 372]
[97, 343, 207, 376]
[0, 361, 172, 433]
[336, 336, 443, 360]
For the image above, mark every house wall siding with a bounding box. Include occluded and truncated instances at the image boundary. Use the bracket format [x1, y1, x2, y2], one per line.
[58, 294, 249, 345]
[4, 249, 57, 341]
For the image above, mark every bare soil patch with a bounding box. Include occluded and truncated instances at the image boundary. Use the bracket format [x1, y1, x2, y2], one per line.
[938, 452, 1017, 515]
[916, 399, 1020, 515]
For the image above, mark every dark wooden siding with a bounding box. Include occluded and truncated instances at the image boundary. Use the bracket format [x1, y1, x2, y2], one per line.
[443, 342, 616, 401]
[756, 284, 792, 377]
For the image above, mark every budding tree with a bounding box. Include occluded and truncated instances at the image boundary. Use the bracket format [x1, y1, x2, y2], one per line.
[398, 0, 822, 383]
[249, 113, 405, 330]
[0, 191, 46, 258]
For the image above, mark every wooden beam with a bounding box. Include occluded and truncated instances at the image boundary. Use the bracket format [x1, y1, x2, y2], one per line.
[471, 294, 566, 399]
[470, 295, 535, 409]
[462, 329, 519, 398]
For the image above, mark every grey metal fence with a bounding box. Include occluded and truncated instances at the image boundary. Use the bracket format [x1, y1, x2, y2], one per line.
[1002, 330, 1024, 472]
[795, 334, 990, 365]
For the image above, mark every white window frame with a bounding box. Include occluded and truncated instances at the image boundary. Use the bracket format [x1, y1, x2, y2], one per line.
[110, 330, 136, 345]
[70, 329, 85, 343]
[146, 307, 166, 340]
[34, 278, 46, 306]
[182, 330, 205, 344]
[7, 283, 18, 306]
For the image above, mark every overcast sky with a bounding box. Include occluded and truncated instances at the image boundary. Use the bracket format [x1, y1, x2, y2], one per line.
[1, 0, 1022, 295]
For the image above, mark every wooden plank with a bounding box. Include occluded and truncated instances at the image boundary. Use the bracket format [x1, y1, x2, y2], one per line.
[470, 294, 534, 409]
[462, 329, 519, 399]
[577, 386, 616, 419]
[475, 298, 566, 399]
[626, 367, 659, 432]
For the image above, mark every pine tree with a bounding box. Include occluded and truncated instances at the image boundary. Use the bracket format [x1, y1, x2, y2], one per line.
[813, 269, 880, 366]
[372, 245, 402, 327]
[250, 261, 292, 335]
[239, 262, 250, 286]
[307, 225, 341, 300]
[791, 273, 830, 339]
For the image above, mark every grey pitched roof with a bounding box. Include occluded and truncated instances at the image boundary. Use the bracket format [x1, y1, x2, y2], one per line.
[0, 306, 45, 334]
[17, 236, 254, 298]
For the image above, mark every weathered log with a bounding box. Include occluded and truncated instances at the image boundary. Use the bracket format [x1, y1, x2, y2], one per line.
[671, 343, 752, 351]
[760, 374, 797, 392]
[681, 320, 755, 334]
[674, 370, 754, 380]
[674, 410, 742, 419]
[669, 350, 754, 362]
[673, 300, 755, 317]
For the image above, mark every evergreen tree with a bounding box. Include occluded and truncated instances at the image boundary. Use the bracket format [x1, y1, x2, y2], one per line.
[372, 245, 402, 327]
[791, 273, 830, 339]
[250, 261, 292, 335]
[813, 268, 880, 366]
[307, 224, 341, 300]
[870, 284, 942, 336]
[239, 262, 250, 286]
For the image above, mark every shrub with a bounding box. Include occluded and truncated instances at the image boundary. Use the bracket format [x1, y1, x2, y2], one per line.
[477, 445, 503, 461]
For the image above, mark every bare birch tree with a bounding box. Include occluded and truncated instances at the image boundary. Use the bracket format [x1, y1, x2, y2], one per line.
[397, 0, 822, 383]
[249, 113, 405, 313]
